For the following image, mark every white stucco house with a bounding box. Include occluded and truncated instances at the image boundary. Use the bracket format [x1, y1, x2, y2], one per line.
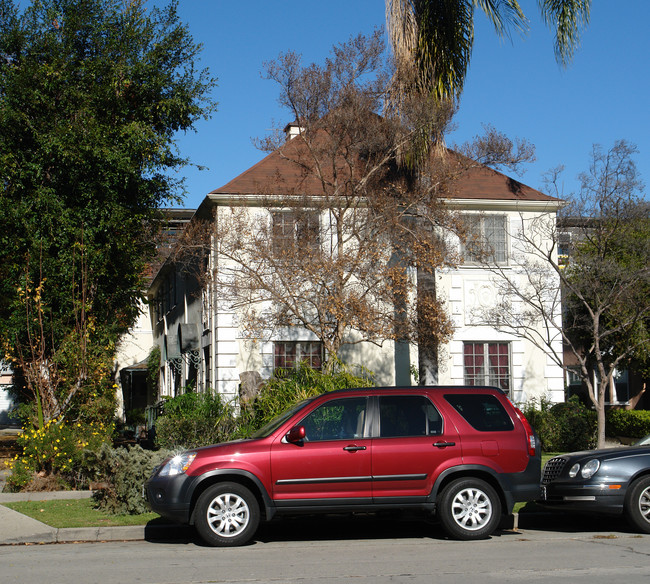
[146, 131, 564, 408]
[113, 209, 195, 421]
[0, 360, 16, 426]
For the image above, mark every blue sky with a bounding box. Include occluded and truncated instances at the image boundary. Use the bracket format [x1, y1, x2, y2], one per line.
[138, 2, 650, 207]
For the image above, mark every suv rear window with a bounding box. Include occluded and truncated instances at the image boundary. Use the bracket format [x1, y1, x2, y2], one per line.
[444, 394, 514, 432]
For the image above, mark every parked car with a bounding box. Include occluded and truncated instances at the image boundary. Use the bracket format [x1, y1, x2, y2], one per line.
[635, 435, 650, 446]
[540, 444, 650, 533]
[145, 386, 541, 546]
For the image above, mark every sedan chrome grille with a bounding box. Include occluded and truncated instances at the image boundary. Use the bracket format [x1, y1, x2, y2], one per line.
[542, 456, 567, 484]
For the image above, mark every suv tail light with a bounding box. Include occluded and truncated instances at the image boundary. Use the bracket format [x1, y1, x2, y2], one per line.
[514, 407, 537, 457]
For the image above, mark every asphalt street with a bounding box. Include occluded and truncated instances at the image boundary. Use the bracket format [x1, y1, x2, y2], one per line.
[1, 519, 649, 584]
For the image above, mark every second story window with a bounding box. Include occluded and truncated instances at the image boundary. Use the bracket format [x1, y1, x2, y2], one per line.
[462, 214, 507, 265]
[271, 210, 320, 256]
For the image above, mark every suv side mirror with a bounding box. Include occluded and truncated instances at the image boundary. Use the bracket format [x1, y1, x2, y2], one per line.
[286, 425, 306, 444]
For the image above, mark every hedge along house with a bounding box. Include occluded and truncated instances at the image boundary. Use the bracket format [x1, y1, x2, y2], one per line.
[147, 125, 565, 406]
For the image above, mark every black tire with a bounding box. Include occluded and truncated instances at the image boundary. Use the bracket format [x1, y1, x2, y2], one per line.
[624, 476, 650, 534]
[194, 482, 260, 547]
[438, 478, 502, 540]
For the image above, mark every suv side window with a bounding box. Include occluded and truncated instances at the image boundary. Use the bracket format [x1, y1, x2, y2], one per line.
[444, 394, 514, 432]
[378, 395, 443, 438]
[300, 397, 367, 441]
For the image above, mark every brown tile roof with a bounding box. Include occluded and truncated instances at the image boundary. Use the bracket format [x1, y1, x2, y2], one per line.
[446, 162, 557, 202]
[211, 140, 327, 197]
[210, 138, 557, 203]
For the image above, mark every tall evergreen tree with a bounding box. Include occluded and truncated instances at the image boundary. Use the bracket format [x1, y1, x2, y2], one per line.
[0, 0, 216, 424]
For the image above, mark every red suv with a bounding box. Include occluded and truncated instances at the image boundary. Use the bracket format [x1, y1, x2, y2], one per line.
[145, 386, 540, 546]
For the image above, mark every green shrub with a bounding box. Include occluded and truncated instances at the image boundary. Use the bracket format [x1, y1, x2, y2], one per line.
[522, 396, 597, 452]
[92, 444, 172, 515]
[4, 418, 114, 492]
[606, 409, 650, 439]
[521, 398, 561, 452]
[238, 361, 374, 436]
[154, 391, 237, 450]
[548, 398, 597, 451]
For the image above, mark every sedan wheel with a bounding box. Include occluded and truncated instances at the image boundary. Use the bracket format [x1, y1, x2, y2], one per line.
[195, 483, 260, 546]
[438, 478, 501, 540]
[625, 476, 650, 533]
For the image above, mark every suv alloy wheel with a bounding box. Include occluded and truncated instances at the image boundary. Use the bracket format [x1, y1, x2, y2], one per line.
[438, 478, 502, 540]
[194, 482, 261, 547]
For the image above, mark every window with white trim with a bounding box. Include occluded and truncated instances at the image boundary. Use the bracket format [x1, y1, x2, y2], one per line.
[274, 341, 323, 372]
[271, 210, 320, 256]
[462, 214, 508, 264]
[463, 342, 511, 393]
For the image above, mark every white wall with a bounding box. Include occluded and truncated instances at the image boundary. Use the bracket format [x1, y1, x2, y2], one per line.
[436, 207, 565, 404]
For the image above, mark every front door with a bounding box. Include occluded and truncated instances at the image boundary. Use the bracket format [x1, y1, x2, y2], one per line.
[270, 396, 372, 504]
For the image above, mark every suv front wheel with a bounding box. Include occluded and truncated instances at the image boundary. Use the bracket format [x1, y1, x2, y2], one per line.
[195, 482, 260, 546]
[438, 478, 501, 540]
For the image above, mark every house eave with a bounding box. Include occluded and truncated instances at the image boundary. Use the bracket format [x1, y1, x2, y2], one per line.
[443, 197, 564, 212]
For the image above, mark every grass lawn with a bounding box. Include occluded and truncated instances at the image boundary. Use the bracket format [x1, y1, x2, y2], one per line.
[1, 499, 159, 528]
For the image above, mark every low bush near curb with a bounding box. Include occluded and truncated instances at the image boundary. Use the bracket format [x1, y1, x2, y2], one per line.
[92, 444, 172, 515]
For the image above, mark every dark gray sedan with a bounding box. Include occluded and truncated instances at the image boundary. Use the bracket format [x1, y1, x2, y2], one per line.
[540, 445, 650, 533]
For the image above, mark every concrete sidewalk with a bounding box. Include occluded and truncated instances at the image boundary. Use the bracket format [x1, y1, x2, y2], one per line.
[0, 470, 189, 545]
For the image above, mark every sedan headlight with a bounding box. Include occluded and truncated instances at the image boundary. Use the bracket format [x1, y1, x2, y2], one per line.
[158, 452, 197, 477]
[567, 459, 600, 479]
[581, 459, 600, 479]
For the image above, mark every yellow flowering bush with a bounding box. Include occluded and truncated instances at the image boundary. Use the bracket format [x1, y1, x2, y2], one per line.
[5, 418, 114, 492]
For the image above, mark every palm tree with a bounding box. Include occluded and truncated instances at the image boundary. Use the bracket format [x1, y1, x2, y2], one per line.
[387, 0, 591, 103]
[385, 2, 590, 385]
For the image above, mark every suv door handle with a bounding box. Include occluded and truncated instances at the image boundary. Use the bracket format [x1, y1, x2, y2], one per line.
[433, 441, 456, 448]
[343, 445, 367, 451]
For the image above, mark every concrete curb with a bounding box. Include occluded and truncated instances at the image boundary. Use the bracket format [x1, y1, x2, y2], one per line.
[0, 490, 94, 503]
[0, 523, 191, 546]
[0, 488, 191, 546]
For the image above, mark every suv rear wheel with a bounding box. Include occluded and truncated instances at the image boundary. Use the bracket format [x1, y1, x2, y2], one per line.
[438, 478, 501, 540]
[195, 482, 260, 546]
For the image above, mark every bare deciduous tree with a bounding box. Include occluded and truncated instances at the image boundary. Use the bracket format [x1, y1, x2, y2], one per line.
[476, 140, 649, 447]
[176, 32, 535, 378]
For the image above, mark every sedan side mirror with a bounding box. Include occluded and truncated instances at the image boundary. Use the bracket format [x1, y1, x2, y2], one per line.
[286, 425, 306, 444]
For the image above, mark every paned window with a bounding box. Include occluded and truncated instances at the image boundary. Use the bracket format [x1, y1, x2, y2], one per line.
[274, 341, 323, 372]
[462, 214, 507, 264]
[271, 211, 320, 255]
[463, 342, 511, 393]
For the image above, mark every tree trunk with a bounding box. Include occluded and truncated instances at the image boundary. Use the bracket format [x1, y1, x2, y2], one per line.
[596, 378, 608, 449]
[417, 268, 438, 385]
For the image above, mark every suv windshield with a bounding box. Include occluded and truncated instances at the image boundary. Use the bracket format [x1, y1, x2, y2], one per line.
[248, 399, 312, 439]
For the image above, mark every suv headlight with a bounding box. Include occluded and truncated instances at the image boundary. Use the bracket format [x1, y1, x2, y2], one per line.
[158, 452, 197, 477]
